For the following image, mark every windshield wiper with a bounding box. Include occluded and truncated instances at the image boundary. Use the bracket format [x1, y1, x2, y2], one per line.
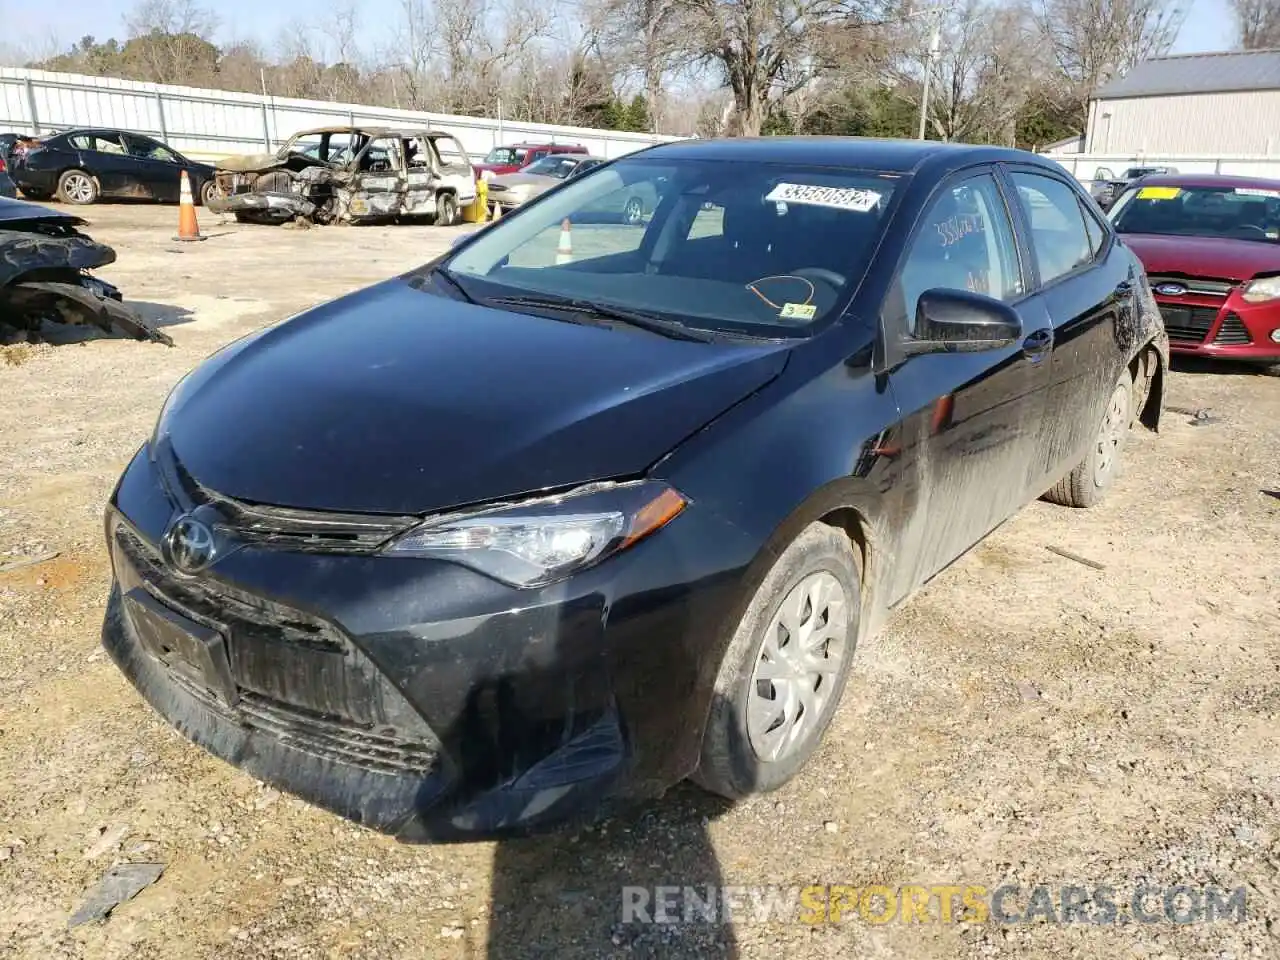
[485, 294, 713, 342]
[429, 265, 478, 304]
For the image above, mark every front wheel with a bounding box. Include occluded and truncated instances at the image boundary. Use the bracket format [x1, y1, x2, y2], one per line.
[198, 178, 220, 207]
[693, 522, 861, 800]
[58, 169, 98, 205]
[622, 195, 645, 225]
[435, 192, 458, 226]
[1043, 370, 1133, 508]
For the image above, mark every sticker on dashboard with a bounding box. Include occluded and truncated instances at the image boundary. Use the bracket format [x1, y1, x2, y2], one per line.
[780, 302, 817, 320]
[1137, 186, 1181, 200]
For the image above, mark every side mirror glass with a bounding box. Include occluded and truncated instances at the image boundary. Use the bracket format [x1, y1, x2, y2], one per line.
[904, 288, 1022, 355]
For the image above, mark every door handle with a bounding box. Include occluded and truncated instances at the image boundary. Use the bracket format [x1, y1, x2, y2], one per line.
[1022, 328, 1053, 363]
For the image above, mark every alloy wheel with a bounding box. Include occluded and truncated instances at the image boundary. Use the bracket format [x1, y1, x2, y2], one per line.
[63, 173, 94, 204]
[623, 197, 644, 225]
[746, 571, 850, 763]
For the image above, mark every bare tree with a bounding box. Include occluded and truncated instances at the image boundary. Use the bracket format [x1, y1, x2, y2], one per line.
[390, 0, 438, 109]
[671, 0, 880, 136]
[587, 0, 685, 129]
[1231, 0, 1280, 48]
[123, 0, 219, 83]
[1034, 0, 1183, 125]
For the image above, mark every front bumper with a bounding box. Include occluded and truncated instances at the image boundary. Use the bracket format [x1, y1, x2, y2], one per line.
[1154, 292, 1280, 361]
[102, 446, 757, 841]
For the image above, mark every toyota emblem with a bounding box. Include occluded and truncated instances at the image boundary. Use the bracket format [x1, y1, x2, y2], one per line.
[163, 514, 216, 574]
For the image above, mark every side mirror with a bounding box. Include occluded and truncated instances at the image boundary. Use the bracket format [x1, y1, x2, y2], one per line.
[904, 288, 1022, 355]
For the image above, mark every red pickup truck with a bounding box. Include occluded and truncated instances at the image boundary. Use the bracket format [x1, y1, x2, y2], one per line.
[473, 142, 588, 179]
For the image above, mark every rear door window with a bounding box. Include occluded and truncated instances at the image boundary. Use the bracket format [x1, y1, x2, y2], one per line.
[1010, 172, 1094, 285]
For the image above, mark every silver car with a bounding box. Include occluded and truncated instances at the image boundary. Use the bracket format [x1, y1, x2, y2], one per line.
[486, 155, 607, 214]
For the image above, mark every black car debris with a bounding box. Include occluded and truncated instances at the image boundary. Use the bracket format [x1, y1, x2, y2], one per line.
[102, 137, 1167, 842]
[207, 126, 478, 226]
[9, 128, 218, 207]
[0, 195, 172, 345]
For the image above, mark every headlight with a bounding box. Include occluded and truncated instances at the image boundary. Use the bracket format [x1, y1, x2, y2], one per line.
[382, 480, 687, 587]
[1242, 277, 1280, 303]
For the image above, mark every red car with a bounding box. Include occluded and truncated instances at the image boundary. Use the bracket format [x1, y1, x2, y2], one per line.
[472, 142, 587, 180]
[1109, 174, 1280, 364]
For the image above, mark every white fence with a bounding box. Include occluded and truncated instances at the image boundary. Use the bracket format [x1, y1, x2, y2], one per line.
[1046, 152, 1280, 182]
[0, 67, 681, 163]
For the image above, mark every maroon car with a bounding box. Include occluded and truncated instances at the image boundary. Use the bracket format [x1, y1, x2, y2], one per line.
[1108, 174, 1280, 364]
[472, 142, 587, 180]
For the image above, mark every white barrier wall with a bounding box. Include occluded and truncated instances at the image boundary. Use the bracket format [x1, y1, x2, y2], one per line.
[0, 67, 682, 162]
[1047, 153, 1280, 181]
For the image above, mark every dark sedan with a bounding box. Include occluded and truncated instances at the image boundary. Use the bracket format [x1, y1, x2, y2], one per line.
[11, 128, 218, 206]
[101, 137, 1168, 842]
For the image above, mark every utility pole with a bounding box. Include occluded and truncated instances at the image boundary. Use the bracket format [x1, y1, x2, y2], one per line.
[917, 8, 942, 141]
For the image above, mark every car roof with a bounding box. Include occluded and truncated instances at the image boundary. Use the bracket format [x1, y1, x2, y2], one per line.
[1131, 172, 1280, 191]
[630, 136, 1041, 175]
[289, 126, 461, 139]
[507, 142, 585, 149]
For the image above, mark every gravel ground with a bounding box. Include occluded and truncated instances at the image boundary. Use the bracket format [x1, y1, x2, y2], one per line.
[1, 204, 1278, 960]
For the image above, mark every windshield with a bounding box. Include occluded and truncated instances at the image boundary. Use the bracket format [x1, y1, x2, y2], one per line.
[446, 157, 900, 336]
[523, 156, 580, 179]
[1109, 183, 1280, 242]
[484, 147, 528, 165]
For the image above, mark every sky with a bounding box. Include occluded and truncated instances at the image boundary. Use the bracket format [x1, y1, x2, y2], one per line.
[0, 0, 1240, 64]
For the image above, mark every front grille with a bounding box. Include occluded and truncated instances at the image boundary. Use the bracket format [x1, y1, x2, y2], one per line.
[1159, 304, 1220, 344]
[113, 522, 443, 775]
[158, 447, 417, 554]
[116, 524, 344, 654]
[1213, 312, 1253, 345]
[237, 692, 441, 775]
[1148, 274, 1236, 297]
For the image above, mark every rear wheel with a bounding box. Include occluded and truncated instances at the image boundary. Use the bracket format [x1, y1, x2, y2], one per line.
[57, 169, 97, 205]
[693, 522, 861, 800]
[435, 192, 458, 226]
[1043, 370, 1133, 508]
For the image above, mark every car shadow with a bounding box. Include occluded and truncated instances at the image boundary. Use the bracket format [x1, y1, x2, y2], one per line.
[485, 779, 739, 958]
[1169, 354, 1278, 376]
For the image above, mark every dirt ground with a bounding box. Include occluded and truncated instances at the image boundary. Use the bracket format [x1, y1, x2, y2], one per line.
[1, 203, 1278, 960]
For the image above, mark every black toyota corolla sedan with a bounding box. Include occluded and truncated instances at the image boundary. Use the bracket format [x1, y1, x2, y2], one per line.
[102, 137, 1168, 842]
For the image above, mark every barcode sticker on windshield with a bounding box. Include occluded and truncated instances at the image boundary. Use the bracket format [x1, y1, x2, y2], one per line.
[1235, 187, 1280, 198]
[765, 183, 882, 212]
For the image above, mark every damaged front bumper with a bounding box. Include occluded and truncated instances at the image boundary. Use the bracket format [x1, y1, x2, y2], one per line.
[208, 191, 318, 224]
[101, 445, 750, 841]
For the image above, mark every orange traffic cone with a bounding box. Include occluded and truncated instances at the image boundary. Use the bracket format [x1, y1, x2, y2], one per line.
[555, 218, 573, 264]
[173, 170, 206, 242]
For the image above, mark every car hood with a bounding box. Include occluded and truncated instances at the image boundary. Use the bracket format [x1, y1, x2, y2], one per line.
[0, 194, 82, 226]
[215, 152, 290, 174]
[164, 279, 790, 515]
[1122, 233, 1280, 282]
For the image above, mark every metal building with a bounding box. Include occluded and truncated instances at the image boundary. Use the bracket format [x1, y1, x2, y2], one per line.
[1086, 50, 1280, 156]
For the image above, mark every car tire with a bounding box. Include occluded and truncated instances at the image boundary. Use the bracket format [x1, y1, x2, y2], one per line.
[1043, 370, 1134, 509]
[623, 195, 645, 225]
[436, 192, 458, 226]
[57, 169, 98, 205]
[693, 522, 861, 800]
[198, 179, 220, 207]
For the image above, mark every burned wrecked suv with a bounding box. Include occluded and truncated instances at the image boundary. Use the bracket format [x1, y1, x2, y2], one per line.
[209, 126, 478, 226]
